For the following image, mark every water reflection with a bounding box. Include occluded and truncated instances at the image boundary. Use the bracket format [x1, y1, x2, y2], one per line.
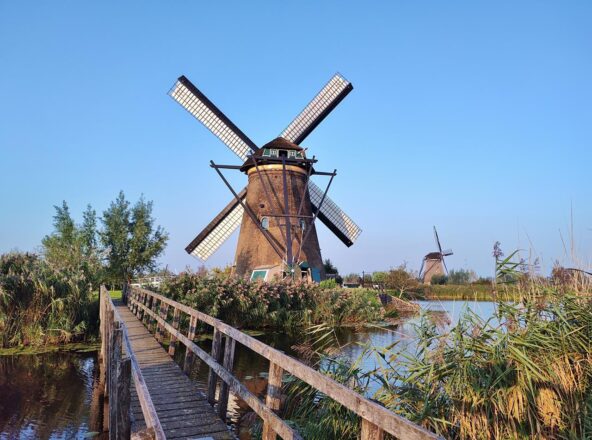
[0, 351, 102, 440]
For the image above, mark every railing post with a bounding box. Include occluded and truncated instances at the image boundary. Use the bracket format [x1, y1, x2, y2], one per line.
[105, 309, 114, 396]
[217, 336, 236, 421]
[361, 419, 384, 440]
[150, 297, 159, 334]
[262, 362, 284, 440]
[143, 295, 151, 326]
[157, 303, 169, 344]
[116, 357, 131, 440]
[183, 315, 198, 375]
[109, 322, 122, 438]
[207, 328, 223, 405]
[168, 308, 181, 356]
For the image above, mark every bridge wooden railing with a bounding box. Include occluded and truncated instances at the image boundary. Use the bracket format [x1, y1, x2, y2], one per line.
[100, 286, 166, 440]
[127, 285, 442, 440]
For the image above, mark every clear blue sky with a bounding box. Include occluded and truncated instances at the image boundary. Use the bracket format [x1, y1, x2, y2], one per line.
[1, 1, 591, 277]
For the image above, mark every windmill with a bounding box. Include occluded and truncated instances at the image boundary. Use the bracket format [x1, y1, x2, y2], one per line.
[419, 226, 453, 284]
[168, 73, 362, 282]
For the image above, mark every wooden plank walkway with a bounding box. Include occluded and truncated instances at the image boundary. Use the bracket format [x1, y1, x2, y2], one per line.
[115, 301, 234, 440]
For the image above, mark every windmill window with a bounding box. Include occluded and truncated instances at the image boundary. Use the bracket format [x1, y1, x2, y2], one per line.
[261, 216, 269, 230]
[299, 219, 306, 230]
[270, 149, 279, 158]
[262, 148, 271, 157]
[288, 150, 297, 158]
[278, 150, 288, 158]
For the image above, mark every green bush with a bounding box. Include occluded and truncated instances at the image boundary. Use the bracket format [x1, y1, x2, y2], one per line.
[430, 274, 448, 285]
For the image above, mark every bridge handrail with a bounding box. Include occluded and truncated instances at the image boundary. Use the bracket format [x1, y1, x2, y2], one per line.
[100, 286, 166, 440]
[128, 285, 442, 440]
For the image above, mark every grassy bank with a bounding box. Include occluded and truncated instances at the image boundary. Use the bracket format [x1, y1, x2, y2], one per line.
[403, 283, 521, 301]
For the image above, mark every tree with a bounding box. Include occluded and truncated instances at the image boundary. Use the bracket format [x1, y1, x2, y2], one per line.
[343, 273, 361, 284]
[42, 201, 101, 287]
[448, 268, 476, 285]
[101, 191, 168, 284]
[385, 264, 418, 295]
[323, 259, 343, 284]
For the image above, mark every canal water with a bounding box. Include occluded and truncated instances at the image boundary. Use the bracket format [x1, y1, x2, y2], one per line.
[0, 350, 103, 440]
[0, 299, 497, 439]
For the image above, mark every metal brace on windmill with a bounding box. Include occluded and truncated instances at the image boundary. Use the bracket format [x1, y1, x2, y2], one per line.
[419, 226, 453, 284]
[168, 73, 362, 282]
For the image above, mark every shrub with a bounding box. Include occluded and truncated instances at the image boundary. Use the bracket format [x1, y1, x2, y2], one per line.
[430, 274, 448, 285]
[319, 278, 337, 289]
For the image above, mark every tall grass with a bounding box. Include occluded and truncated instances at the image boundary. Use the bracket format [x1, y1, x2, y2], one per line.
[275, 275, 592, 439]
[0, 252, 97, 348]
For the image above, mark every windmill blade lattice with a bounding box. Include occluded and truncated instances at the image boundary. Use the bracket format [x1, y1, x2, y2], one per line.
[169, 76, 257, 161]
[185, 189, 247, 260]
[280, 74, 353, 145]
[309, 181, 361, 247]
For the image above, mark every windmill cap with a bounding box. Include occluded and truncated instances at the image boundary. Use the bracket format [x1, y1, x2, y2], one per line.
[240, 137, 309, 172]
[260, 137, 305, 152]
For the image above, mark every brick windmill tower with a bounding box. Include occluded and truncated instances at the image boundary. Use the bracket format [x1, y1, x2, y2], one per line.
[419, 226, 453, 284]
[169, 74, 362, 281]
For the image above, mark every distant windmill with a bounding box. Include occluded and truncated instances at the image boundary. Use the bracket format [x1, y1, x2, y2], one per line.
[419, 226, 453, 284]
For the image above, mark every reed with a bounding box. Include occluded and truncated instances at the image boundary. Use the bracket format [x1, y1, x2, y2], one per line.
[274, 263, 592, 439]
[0, 252, 96, 348]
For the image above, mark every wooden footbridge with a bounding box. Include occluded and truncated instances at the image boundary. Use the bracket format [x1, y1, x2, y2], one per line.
[99, 285, 442, 440]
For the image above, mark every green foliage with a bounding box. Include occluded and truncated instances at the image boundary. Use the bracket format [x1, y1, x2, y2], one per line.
[319, 278, 337, 289]
[372, 271, 388, 284]
[430, 274, 448, 285]
[101, 191, 169, 284]
[447, 268, 475, 284]
[160, 273, 383, 331]
[0, 253, 96, 348]
[42, 202, 102, 288]
[323, 259, 342, 284]
[384, 264, 418, 293]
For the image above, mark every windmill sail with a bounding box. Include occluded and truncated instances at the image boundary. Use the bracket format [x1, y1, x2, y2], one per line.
[280, 74, 353, 145]
[309, 181, 361, 247]
[169, 76, 257, 161]
[185, 188, 247, 260]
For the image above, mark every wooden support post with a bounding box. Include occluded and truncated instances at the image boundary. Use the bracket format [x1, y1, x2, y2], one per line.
[116, 357, 131, 440]
[207, 328, 223, 405]
[105, 309, 114, 396]
[168, 308, 181, 356]
[143, 295, 151, 326]
[183, 315, 198, 375]
[109, 323, 122, 437]
[361, 419, 384, 440]
[217, 336, 236, 421]
[262, 362, 283, 440]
